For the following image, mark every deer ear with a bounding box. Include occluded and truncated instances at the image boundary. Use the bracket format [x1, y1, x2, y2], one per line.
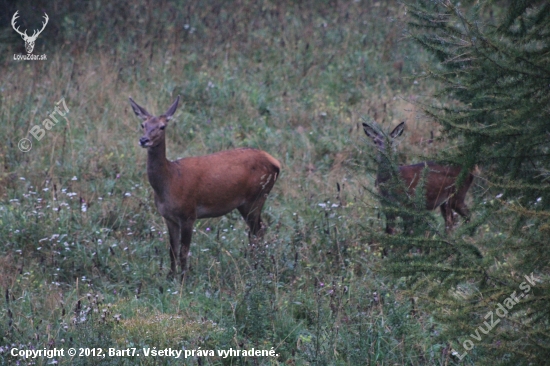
[128, 97, 152, 121]
[390, 122, 405, 138]
[163, 95, 180, 121]
[362, 123, 379, 139]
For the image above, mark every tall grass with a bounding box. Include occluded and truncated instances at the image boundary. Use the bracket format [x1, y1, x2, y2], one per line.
[0, 1, 450, 364]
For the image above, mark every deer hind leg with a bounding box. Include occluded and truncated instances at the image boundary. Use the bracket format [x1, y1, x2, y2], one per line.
[164, 218, 181, 279]
[179, 219, 195, 282]
[451, 175, 473, 223]
[451, 199, 470, 223]
[238, 195, 268, 243]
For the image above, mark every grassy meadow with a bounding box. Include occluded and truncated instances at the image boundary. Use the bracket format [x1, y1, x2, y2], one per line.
[0, 1, 464, 364]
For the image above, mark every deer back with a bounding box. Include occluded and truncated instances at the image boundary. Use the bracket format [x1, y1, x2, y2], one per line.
[163, 148, 280, 218]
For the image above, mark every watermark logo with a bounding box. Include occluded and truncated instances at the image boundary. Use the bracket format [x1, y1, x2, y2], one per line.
[18, 138, 32, 153]
[11, 11, 48, 61]
[451, 272, 539, 361]
[19, 97, 69, 152]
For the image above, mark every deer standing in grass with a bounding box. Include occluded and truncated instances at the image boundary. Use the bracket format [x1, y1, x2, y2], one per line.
[129, 96, 280, 280]
[362, 121, 473, 234]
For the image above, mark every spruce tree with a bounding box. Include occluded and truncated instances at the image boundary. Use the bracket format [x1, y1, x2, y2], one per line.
[377, 1, 550, 364]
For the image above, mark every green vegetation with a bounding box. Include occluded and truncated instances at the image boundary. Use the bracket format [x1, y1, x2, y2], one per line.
[393, 1, 550, 365]
[1, 0, 548, 365]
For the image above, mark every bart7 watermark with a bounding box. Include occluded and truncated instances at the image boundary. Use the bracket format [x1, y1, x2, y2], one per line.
[18, 97, 69, 152]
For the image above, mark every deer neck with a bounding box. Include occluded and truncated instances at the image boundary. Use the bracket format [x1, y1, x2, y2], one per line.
[146, 139, 172, 196]
[376, 149, 396, 185]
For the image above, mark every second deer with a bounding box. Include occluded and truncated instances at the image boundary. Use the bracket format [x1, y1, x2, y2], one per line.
[362, 121, 474, 234]
[129, 96, 281, 281]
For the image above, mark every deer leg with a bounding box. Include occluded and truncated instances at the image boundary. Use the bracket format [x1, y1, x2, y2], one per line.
[381, 213, 395, 257]
[452, 180, 473, 223]
[179, 219, 195, 282]
[402, 212, 415, 235]
[453, 204, 470, 223]
[164, 218, 181, 279]
[384, 211, 396, 235]
[440, 203, 454, 233]
[238, 197, 267, 243]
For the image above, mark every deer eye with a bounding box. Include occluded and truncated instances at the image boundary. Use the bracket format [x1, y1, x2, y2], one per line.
[160, 125, 165, 130]
[141, 124, 144, 128]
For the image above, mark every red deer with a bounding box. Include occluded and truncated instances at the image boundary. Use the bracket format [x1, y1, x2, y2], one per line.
[129, 96, 280, 280]
[362, 121, 473, 234]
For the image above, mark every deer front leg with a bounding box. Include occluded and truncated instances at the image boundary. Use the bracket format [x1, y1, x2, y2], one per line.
[179, 219, 195, 282]
[385, 212, 396, 235]
[164, 218, 181, 280]
[440, 203, 454, 233]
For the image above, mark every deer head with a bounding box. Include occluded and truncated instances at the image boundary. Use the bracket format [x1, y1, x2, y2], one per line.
[362, 121, 405, 159]
[11, 11, 49, 54]
[362, 121, 405, 181]
[129, 96, 180, 148]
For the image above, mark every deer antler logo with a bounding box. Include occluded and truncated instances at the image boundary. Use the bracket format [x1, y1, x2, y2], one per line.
[11, 11, 49, 54]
